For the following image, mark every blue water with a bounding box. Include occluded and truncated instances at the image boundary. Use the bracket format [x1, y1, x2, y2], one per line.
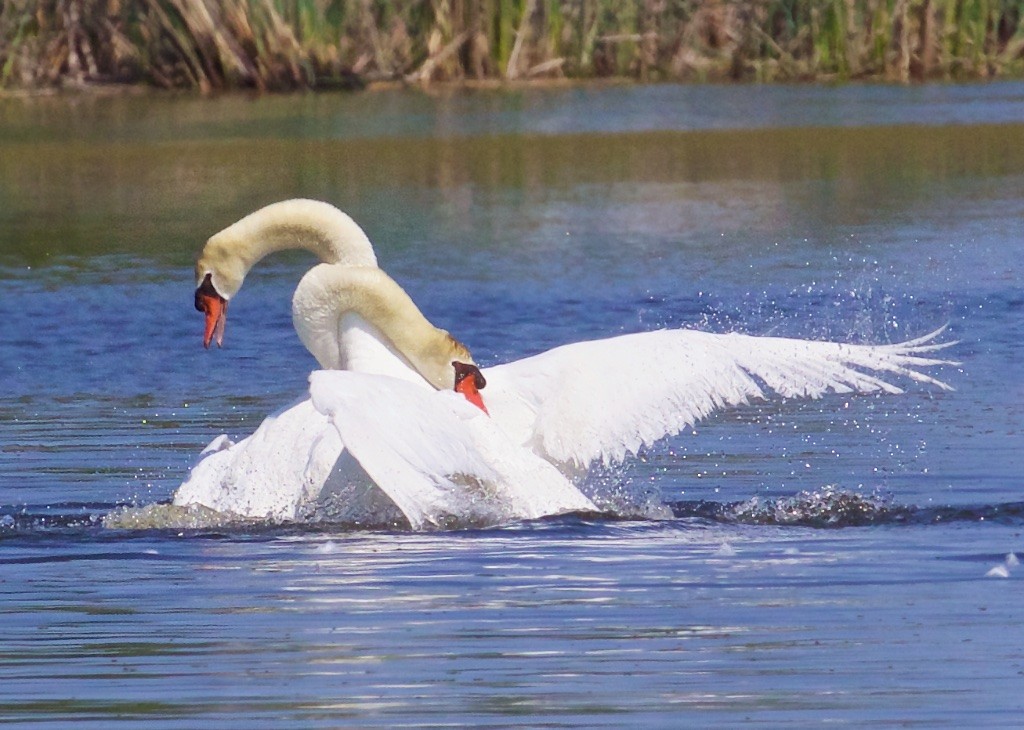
[2, 83, 1023, 726]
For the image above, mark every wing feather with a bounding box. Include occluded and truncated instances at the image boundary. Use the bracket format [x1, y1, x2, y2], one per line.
[309, 371, 594, 529]
[485, 326, 956, 469]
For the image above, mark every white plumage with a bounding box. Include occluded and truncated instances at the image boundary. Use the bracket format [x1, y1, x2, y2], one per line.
[175, 199, 955, 528]
[309, 371, 597, 529]
[484, 326, 953, 468]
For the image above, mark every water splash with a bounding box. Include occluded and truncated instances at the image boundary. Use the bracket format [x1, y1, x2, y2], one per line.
[670, 487, 1024, 528]
[668, 486, 904, 527]
[985, 552, 1020, 578]
[734, 486, 905, 527]
[102, 503, 253, 531]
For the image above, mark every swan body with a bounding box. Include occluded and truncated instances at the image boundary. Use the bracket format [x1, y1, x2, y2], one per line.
[176, 199, 954, 527]
[308, 371, 598, 528]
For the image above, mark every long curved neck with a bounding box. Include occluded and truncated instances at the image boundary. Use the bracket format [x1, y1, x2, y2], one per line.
[196, 199, 378, 298]
[293, 264, 473, 390]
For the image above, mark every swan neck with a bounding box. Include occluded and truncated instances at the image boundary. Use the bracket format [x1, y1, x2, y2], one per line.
[293, 265, 473, 390]
[196, 199, 378, 299]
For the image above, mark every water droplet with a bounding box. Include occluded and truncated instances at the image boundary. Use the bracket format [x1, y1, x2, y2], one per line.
[714, 543, 737, 557]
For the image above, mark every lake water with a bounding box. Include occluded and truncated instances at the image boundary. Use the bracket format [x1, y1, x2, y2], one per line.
[2, 82, 1023, 727]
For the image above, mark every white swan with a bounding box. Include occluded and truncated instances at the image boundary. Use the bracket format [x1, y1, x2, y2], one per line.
[175, 199, 954, 528]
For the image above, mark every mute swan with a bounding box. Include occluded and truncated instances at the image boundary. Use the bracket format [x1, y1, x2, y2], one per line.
[176, 199, 954, 528]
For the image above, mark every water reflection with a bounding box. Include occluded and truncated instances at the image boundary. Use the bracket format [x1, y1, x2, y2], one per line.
[3, 88, 1024, 266]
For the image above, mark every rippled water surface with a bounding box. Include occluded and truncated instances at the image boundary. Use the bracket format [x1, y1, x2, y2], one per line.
[2, 82, 1023, 727]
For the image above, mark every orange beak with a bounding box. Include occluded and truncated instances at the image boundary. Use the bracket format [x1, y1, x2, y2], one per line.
[195, 275, 227, 348]
[452, 361, 489, 415]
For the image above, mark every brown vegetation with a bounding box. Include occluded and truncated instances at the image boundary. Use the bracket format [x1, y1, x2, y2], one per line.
[2, 0, 1023, 91]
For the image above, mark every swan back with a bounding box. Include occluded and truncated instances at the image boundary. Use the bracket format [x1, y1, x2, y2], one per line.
[196, 199, 378, 299]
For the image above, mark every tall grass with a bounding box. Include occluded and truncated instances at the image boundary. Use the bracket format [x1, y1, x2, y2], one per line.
[2, 0, 1023, 91]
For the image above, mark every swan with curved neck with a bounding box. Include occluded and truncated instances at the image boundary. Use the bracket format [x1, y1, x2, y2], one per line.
[178, 199, 954, 526]
[196, 198, 378, 297]
[194, 199, 487, 410]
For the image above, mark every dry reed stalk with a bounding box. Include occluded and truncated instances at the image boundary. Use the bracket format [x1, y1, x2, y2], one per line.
[406, 29, 470, 83]
[505, 0, 536, 78]
[2, 0, 1024, 91]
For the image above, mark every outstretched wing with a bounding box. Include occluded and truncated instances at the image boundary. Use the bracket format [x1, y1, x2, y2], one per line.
[309, 371, 595, 529]
[484, 326, 956, 469]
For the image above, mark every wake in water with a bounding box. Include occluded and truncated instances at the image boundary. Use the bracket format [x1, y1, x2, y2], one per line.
[669, 486, 906, 528]
[0, 486, 1015, 535]
[669, 487, 1024, 528]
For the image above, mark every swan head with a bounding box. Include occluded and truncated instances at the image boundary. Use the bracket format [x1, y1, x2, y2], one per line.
[194, 234, 244, 348]
[195, 273, 228, 348]
[195, 234, 248, 300]
[452, 361, 488, 414]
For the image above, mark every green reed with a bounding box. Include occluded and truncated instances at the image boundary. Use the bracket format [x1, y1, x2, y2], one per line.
[1, 0, 1022, 91]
